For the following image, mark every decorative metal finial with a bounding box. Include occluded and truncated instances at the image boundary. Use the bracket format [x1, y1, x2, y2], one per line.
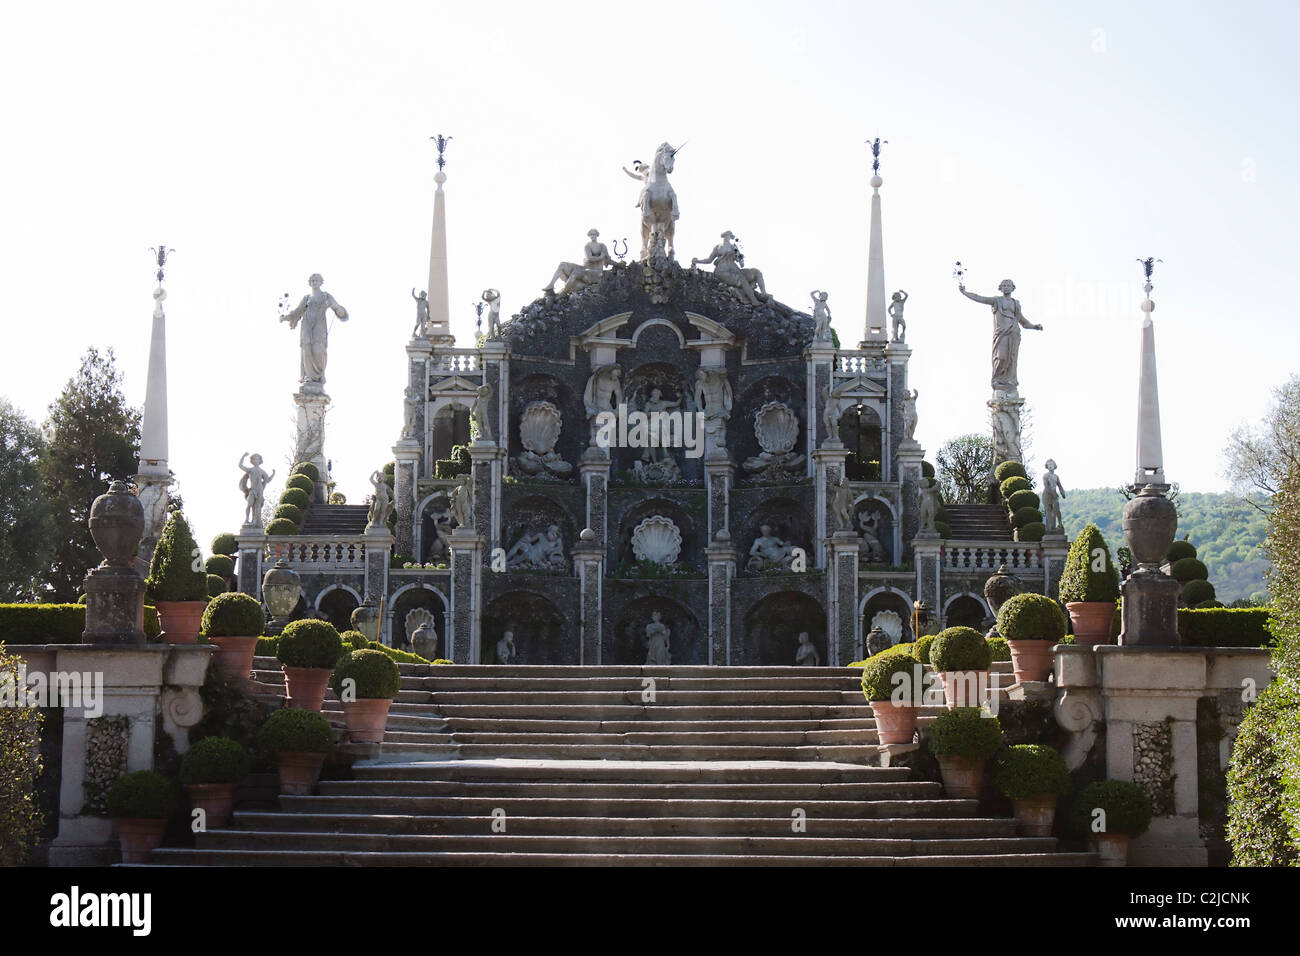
[473, 300, 484, 333]
[1137, 257, 1162, 296]
[612, 238, 629, 262]
[149, 245, 173, 285]
[866, 137, 888, 174]
[430, 133, 452, 171]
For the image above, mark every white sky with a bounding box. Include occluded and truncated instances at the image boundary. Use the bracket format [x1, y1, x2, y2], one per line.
[1, 0, 1296, 552]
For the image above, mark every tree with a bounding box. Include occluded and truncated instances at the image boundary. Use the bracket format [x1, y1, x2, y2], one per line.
[1226, 374, 1300, 514]
[39, 348, 141, 600]
[936, 433, 993, 504]
[0, 399, 54, 601]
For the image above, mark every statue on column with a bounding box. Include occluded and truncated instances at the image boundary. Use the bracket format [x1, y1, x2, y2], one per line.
[401, 385, 421, 441]
[280, 273, 349, 387]
[367, 471, 393, 529]
[1041, 458, 1067, 535]
[471, 383, 494, 442]
[450, 474, 472, 528]
[958, 279, 1042, 394]
[901, 388, 919, 442]
[810, 290, 833, 342]
[624, 143, 680, 260]
[889, 290, 908, 342]
[583, 365, 623, 443]
[411, 289, 431, 338]
[238, 453, 275, 527]
[482, 288, 503, 338]
[919, 478, 943, 535]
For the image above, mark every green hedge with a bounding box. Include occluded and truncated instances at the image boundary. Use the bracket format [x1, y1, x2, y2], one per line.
[1017, 522, 1046, 542]
[929, 707, 1003, 759]
[106, 770, 179, 820]
[1171, 557, 1209, 582]
[860, 653, 923, 702]
[279, 487, 311, 511]
[205, 554, 235, 578]
[996, 744, 1070, 799]
[285, 474, 316, 495]
[274, 503, 304, 524]
[201, 592, 265, 638]
[331, 649, 401, 699]
[999, 476, 1031, 500]
[371, 644, 431, 665]
[986, 636, 1011, 661]
[257, 708, 332, 755]
[1166, 540, 1197, 563]
[997, 593, 1066, 643]
[0, 603, 159, 643]
[1226, 679, 1300, 865]
[1069, 780, 1152, 837]
[179, 736, 251, 785]
[1007, 489, 1040, 513]
[210, 533, 238, 557]
[1059, 523, 1119, 604]
[434, 445, 471, 480]
[290, 462, 320, 482]
[1180, 579, 1216, 606]
[914, 634, 936, 665]
[277, 620, 342, 669]
[994, 461, 1027, 483]
[265, 518, 299, 536]
[1012, 506, 1043, 529]
[206, 574, 228, 598]
[256, 636, 279, 657]
[1176, 607, 1272, 648]
[146, 511, 208, 602]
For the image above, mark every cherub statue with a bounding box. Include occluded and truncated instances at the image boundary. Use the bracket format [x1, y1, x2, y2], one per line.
[367, 470, 393, 529]
[411, 288, 431, 337]
[889, 290, 908, 342]
[482, 288, 502, 338]
[238, 452, 275, 527]
[810, 290, 833, 342]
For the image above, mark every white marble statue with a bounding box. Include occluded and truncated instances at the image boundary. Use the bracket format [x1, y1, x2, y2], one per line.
[691, 231, 767, 306]
[889, 290, 907, 342]
[858, 508, 887, 563]
[644, 611, 671, 665]
[496, 630, 516, 665]
[624, 143, 680, 261]
[411, 289, 431, 338]
[1041, 458, 1066, 535]
[630, 515, 683, 565]
[450, 474, 472, 528]
[794, 631, 820, 666]
[470, 383, 494, 442]
[810, 290, 833, 342]
[831, 475, 855, 532]
[238, 452, 275, 527]
[693, 367, 733, 420]
[583, 365, 623, 436]
[482, 288, 502, 338]
[280, 274, 349, 386]
[902, 388, 919, 442]
[505, 524, 566, 571]
[919, 477, 942, 535]
[401, 385, 421, 441]
[639, 387, 681, 465]
[546, 230, 615, 295]
[747, 524, 798, 572]
[958, 279, 1043, 394]
[367, 470, 393, 528]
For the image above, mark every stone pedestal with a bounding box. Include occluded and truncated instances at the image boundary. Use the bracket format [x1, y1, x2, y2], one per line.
[392, 442, 422, 559]
[361, 526, 393, 609]
[235, 527, 267, 599]
[1120, 569, 1181, 646]
[896, 440, 924, 562]
[706, 533, 738, 665]
[572, 531, 604, 664]
[987, 393, 1024, 469]
[293, 387, 330, 500]
[828, 531, 860, 666]
[448, 528, 484, 664]
[82, 567, 147, 645]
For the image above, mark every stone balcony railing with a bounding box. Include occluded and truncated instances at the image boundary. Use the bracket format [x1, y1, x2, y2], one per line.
[834, 352, 887, 375]
[432, 349, 480, 373]
[932, 539, 1045, 572]
[266, 536, 369, 571]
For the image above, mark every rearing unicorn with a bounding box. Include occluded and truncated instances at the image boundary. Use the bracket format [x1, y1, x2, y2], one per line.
[623, 142, 681, 261]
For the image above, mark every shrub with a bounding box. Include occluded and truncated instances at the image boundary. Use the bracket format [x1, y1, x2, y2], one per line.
[1007, 489, 1040, 513]
[145, 511, 208, 603]
[205, 554, 235, 578]
[371, 644, 432, 665]
[434, 445, 472, 479]
[256, 708, 333, 755]
[290, 462, 320, 482]
[105, 770, 179, 820]
[860, 653, 923, 703]
[285, 473, 316, 495]
[929, 707, 1003, 759]
[265, 518, 298, 536]
[930, 626, 992, 672]
[276, 619, 343, 669]
[339, 630, 370, 652]
[279, 487, 311, 511]
[331, 649, 401, 700]
[996, 744, 1070, 799]
[921, 460, 935, 479]
[1166, 540, 1197, 563]
[1226, 679, 1300, 865]
[997, 592, 1067, 643]
[993, 461, 1027, 483]
[0, 603, 86, 642]
[432, 659, 454, 665]
[201, 592, 266, 637]
[986, 636, 1011, 661]
[1011, 506, 1042, 528]
[1058, 523, 1120, 604]
[210, 533, 239, 557]
[999, 476, 1031, 500]
[1017, 523, 1045, 542]
[1180, 579, 1216, 606]
[274, 503, 304, 524]
[1171, 557, 1209, 582]
[1177, 607, 1272, 648]
[255, 636, 280, 657]
[0, 644, 42, 865]
[206, 574, 228, 598]
[1071, 779, 1152, 837]
[328, 492, 347, 505]
[144, 605, 160, 642]
[179, 737, 251, 785]
[914, 634, 936, 665]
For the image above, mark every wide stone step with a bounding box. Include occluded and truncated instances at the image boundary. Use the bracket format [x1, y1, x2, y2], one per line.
[445, 743, 875, 762]
[317, 779, 939, 800]
[432, 704, 877, 720]
[443, 729, 878, 747]
[415, 665, 860, 678]
[438, 717, 878, 734]
[414, 676, 864, 691]
[423, 690, 863, 705]
[354, 759, 905, 783]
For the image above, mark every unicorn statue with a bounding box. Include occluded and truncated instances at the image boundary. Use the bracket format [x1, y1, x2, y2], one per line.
[623, 142, 681, 261]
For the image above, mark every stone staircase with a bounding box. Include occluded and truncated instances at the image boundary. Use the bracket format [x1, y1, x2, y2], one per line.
[943, 503, 1012, 540]
[297, 503, 370, 536]
[149, 661, 1092, 866]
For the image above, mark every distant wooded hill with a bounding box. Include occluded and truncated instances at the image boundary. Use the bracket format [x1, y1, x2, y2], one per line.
[1060, 489, 1270, 603]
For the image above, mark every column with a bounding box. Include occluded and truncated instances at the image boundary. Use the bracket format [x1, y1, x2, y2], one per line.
[392, 443, 421, 560]
[706, 531, 738, 665]
[572, 529, 604, 664]
[448, 528, 484, 664]
[235, 528, 267, 599]
[580, 446, 610, 549]
[704, 451, 734, 541]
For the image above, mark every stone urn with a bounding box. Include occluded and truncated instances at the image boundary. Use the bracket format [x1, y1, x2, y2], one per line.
[411, 623, 439, 662]
[1122, 486, 1177, 569]
[351, 602, 382, 644]
[89, 480, 145, 567]
[869, 699, 918, 745]
[982, 565, 1021, 639]
[275, 751, 326, 796]
[1011, 793, 1059, 837]
[936, 755, 985, 799]
[185, 783, 235, 829]
[262, 560, 301, 634]
[865, 626, 892, 658]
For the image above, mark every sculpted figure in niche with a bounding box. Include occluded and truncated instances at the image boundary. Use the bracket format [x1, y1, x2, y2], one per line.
[810, 290, 833, 342]
[644, 611, 671, 665]
[546, 229, 615, 295]
[831, 475, 855, 532]
[280, 273, 348, 386]
[1041, 458, 1066, 535]
[639, 387, 681, 464]
[482, 288, 502, 339]
[496, 630, 516, 665]
[411, 289, 431, 338]
[470, 383, 494, 443]
[889, 290, 907, 342]
[238, 452, 275, 527]
[747, 523, 798, 572]
[958, 279, 1043, 394]
[693, 368, 732, 420]
[583, 365, 623, 441]
[794, 631, 820, 667]
[858, 507, 887, 563]
[449, 474, 472, 528]
[425, 502, 453, 560]
[401, 385, 421, 441]
[367, 471, 393, 529]
[505, 524, 566, 571]
[691, 231, 767, 306]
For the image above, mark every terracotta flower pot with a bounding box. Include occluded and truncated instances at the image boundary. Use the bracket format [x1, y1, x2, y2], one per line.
[1012, 792, 1059, 836]
[115, 818, 168, 863]
[1008, 639, 1055, 683]
[936, 754, 985, 799]
[209, 635, 258, 682]
[282, 666, 332, 711]
[342, 697, 392, 744]
[939, 670, 988, 709]
[1092, 832, 1130, 867]
[870, 699, 919, 745]
[276, 751, 326, 796]
[1066, 602, 1116, 647]
[185, 782, 235, 829]
[154, 600, 207, 644]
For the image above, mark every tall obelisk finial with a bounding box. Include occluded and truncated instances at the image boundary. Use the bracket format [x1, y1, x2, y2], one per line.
[134, 245, 174, 571]
[425, 134, 453, 343]
[861, 137, 889, 345]
[1135, 256, 1166, 488]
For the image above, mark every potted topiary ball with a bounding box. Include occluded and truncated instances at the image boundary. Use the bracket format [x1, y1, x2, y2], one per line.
[996, 744, 1070, 836]
[200, 592, 267, 681]
[179, 736, 251, 829]
[860, 652, 924, 745]
[1058, 523, 1120, 646]
[145, 511, 209, 644]
[276, 619, 343, 711]
[257, 707, 335, 796]
[996, 592, 1067, 683]
[929, 626, 993, 709]
[331, 649, 401, 743]
[928, 706, 1003, 799]
[106, 770, 180, 863]
[1072, 779, 1152, 866]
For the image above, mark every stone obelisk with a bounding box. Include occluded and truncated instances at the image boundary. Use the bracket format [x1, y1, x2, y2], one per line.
[135, 246, 173, 571]
[425, 134, 454, 345]
[860, 137, 889, 346]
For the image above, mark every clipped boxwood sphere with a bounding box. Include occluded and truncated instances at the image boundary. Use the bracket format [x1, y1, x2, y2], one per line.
[986, 636, 1011, 661]
[205, 554, 235, 578]
[206, 573, 228, 598]
[274, 503, 304, 524]
[1007, 489, 1040, 513]
[934, 521, 952, 539]
[997, 592, 1066, 643]
[202, 591, 266, 637]
[1171, 557, 1209, 582]
[1071, 779, 1152, 837]
[921, 460, 936, 479]
[331, 648, 401, 700]
[913, 634, 936, 665]
[1166, 540, 1197, 563]
[285, 473, 316, 495]
[1012, 506, 1042, 528]
[1181, 579, 1216, 606]
[279, 487, 311, 511]
[928, 707, 1003, 760]
[996, 744, 1070, 799]
[339, 630, 370, 652]
[860, 652, 923, 703]
[999, 475, 1031, 500]
[257, 707, 333, 755]
[290, 462, 320, 482]
[277, 619, 343, 669]
[1017, 522, 1046, 542]
[265, 517, 298, 536]
[930, 626, 993, 672]
[106, 770, 179, 820]
[210, 533, 238, 557]
[179, 736, 251, 785]
[993, 461, 1027, 483]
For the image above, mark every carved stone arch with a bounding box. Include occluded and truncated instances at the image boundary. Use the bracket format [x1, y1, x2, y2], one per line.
[742, 591, 827, 666]
[858, 586, 914, 655]
[737, 495, 811, 574]
[502, 494, 578, 572]
[943, 591, 991, 629]
[607, 594, 702, 666]
[733, 374, 802, 467]
[388, 583, 449, 650]
[483, 590, 567, 664]
[314, 583, 361, 634]
[415, 490, 455, 563]
[630, 316, 687, 350]
[511, 373, 583, 468]
[850, 494, 896, 565]
[616, 496, 700, 569]
[843, 404, 884, 481]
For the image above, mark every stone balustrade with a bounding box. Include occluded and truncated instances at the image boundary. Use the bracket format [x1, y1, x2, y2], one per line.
[835, 352, 886, 375]
[938, 539, 1043, 571]
[266, 536, 368, 570]
[432, 349, 480, 373]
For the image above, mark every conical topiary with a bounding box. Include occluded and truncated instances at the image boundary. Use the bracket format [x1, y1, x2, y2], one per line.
[146, 511, 208, 602]
[1058, 523, 1119, 604]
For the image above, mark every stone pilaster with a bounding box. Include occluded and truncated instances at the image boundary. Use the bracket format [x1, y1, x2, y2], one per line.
[806, 343, 837, 456]
[896, 440, 924, 563]
[392, 442, 421, 559]
[828, 531, 860, 666]
[813, 445, 850, 570]
[988, 394, 1025, 470]
[580, 446, 610, 549]
[704, 451, 734, 541]
[235, 527, 267, 599]
[468, 441, 505, 555]
[361, 526, 393, 608]
[448, 528, 484, 664]
[706, 531, 738, 665]
[572, 529, 604, 664]
[913, 538, 941, 612]
[885, 340, 912, 484]
[480, 340, 508, 454]
[1041, 537, 1069, 606]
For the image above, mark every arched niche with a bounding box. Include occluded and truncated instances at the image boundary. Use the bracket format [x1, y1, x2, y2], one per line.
[501, 494, 578, 573]
[842, 405, 883, 481]
[860, 587, 914, 647]
[388, 584, 448, 650]
[742, 591, 827, 666]
[608, 594, 702, 666]
[943, 592, 991, 630]
[511, 373, 582, 469]
[732, 374, 803, 472]
[315, 584, 360, 634]
[616, 496, 699, 569]
[851, 494, 895, 565]
[416, 491, 454, 564]
[483, 591, 566, 664]
[429, 403, 471, 464]
[737, 496, 811, 574]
